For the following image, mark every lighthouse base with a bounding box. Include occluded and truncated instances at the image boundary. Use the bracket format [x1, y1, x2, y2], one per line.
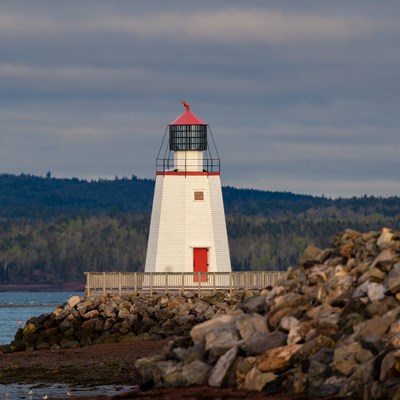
[145, 173, 231, 277]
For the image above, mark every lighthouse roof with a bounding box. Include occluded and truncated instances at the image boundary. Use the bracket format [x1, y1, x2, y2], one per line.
[170, 102, 207, 125]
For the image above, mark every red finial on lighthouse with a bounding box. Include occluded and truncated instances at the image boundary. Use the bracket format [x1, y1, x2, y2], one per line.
[170, 102, 206, 125]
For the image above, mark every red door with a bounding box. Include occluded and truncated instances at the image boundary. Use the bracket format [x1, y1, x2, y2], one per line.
[193, 248, 208, 282]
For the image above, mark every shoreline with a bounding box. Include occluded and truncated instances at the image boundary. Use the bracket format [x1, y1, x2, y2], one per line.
[0, 341, 294, 400]
[0, 283, 85, 292]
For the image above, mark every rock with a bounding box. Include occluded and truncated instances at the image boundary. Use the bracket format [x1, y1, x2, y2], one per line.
[319, 376, 348, 397]
[360, 336, 383, 354]
[339, 359, 374, 398]
[279, 315, 299, 333]
[377, 228, 394, 250]
[238, 295, 267, 314]
[257, 344, 302, 373]
[244, 368, 277, 391]
[242, 330, 287, 357]
[291, 336, 335, 363]
[332, 342, 363, 376]
[353, 280, 369, 298]
[208, 346, 238, 387]
[367, 282, 386, 302]
[135, 355, 165, 389]
[205, 326, 241, 357]
[236, 313, 269, 341]
[300, 245, 322, 265]
[379, 350, 400, 380]
[181, 360, 210, 386]
[67, 296, 81, 308]
[190, 313, 239, 345]
[355, 313, 397, 338]
[156, 360, 185, 386]
[83, 310, 99, 319]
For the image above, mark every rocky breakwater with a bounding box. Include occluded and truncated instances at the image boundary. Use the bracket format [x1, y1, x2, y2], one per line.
[9, 290, 251, 352]
[135, 228, 400, 399]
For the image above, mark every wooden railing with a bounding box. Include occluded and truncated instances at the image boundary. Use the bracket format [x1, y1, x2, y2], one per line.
[84, 271, 287, 297]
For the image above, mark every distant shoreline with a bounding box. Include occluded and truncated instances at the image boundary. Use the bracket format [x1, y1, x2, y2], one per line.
[0, 283, 85, 293]
[0, 304, 56, 308]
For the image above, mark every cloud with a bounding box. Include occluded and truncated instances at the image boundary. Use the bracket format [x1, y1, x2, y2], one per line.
[0, 7, 388, 45]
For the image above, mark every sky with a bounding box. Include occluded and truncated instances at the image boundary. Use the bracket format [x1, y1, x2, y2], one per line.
[1, 1, 400, 198]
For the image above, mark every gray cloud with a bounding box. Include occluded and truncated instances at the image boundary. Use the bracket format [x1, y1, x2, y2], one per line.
[0, 1, 400, 197]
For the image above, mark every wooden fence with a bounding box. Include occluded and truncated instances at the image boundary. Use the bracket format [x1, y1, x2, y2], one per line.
[85, 271, 287, 296]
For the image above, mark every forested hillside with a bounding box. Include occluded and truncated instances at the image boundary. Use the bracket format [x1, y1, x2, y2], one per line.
[0, 173, 399, 284]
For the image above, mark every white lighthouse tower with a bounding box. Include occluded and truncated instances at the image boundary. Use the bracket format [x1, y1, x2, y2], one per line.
[145, 102, 231, 279]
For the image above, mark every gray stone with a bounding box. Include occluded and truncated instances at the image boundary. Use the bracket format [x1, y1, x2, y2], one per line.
[238, 295, 267, 314]
[156, 360, 185, 387]
[236, 313, 269, 341]
[243, 330, 287, 357]
[367, 282, 386, 302]
[208, 346, 238, 387]
[205, 326, 241, 357]
[309, 348, 334, 365]
[181, 360, 210, 386]
[287, 322, 310, 345]
[352, 280, 369, 298]
[190, 313, 239, 345]
[135, 355, 164, 389]
[279, 315, 299, 333]
[319, 376, 348, 397]
[191, 301, 210, 315]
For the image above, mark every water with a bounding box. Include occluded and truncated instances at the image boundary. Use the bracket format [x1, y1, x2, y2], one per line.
[0, 292, 136, 399]
[0, 292, 82, 345]
[0, 383, 137, 399]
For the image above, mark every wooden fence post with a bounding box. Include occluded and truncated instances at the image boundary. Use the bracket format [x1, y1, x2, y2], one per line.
[198, 272, 201, 296]
[86, 272, 91, 297]
[213, 272, 216, 294]
[134, 272, 137, 295]
[102, 272, 106, 296]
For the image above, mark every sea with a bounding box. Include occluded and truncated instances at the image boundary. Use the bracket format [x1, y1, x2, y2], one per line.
[0, 291, 137, 399]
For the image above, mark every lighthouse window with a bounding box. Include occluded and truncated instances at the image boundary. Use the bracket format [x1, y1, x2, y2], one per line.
[194, 191, 204, 201]
[169, 125, 207, 151]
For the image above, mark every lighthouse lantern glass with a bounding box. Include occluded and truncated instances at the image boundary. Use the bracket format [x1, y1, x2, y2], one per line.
[169, 125, 207, 151]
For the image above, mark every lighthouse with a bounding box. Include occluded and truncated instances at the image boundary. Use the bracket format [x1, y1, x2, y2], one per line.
[145, 102, 231, 279]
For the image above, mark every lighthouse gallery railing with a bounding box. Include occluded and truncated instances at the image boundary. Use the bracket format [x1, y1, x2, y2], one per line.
[84, 271, 287, 297]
